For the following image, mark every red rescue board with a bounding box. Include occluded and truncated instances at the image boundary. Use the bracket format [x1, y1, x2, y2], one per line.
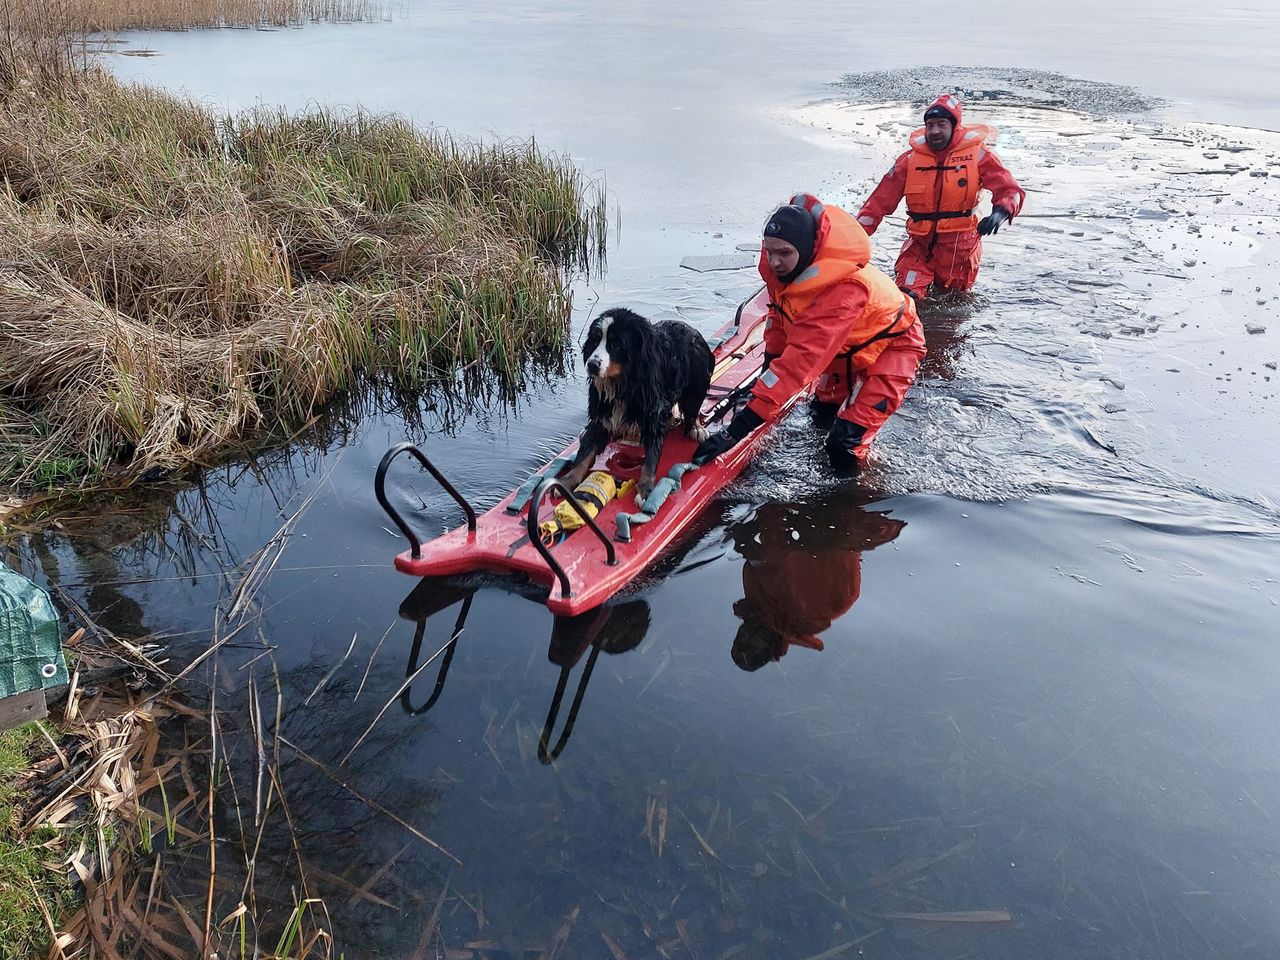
[380, 286, 808, 616]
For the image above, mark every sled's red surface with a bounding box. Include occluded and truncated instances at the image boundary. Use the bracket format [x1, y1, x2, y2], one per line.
[378, 287, 807, 616]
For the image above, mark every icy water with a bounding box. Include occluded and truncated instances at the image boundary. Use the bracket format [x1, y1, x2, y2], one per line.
[15, 2, 1280, 957]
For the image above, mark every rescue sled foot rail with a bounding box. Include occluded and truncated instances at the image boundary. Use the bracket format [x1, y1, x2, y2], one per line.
[375, 442, 477, 559]
[527, 477, 618, 600]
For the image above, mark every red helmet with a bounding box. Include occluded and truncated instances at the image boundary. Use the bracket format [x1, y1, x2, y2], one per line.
[923, 92, 964, 128]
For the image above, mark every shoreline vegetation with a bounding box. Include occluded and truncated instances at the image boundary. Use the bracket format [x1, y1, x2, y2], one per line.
[0, 2, 608, 956]
[79, 0, 384, 33]
[15, 0, 386, 36]
[0, 0, 608, 507]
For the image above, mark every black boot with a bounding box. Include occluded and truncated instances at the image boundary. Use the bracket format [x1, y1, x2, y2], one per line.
[825, 419, 866, 476]
[808, 397, 839, 429]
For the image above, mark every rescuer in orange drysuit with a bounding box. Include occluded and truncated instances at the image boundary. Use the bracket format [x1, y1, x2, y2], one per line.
[856, 93, 1025, 301]
[729, 497, 905, 671]
[692, 193, 926, 472]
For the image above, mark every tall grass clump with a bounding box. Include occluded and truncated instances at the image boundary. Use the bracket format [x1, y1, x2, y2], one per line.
[0, 22, 608, 496]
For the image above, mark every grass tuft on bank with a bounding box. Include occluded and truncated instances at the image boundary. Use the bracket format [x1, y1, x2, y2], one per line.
[0, 7, 607, 496]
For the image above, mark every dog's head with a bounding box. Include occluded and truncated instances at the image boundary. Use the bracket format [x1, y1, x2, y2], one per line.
[582, 308, 655, 383]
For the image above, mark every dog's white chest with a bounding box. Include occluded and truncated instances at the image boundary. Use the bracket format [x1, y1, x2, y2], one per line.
[605, 404, 641, 441]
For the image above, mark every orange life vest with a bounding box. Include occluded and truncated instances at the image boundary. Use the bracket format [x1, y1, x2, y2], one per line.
[765, 193, 915, 369]
[903, 125, 991, 237]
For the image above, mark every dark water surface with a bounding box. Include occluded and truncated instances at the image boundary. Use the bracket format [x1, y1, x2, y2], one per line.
[19, 2, 1280, 957]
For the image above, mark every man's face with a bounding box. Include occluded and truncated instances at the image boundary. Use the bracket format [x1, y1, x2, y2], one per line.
[763, 237, 800, 279]
[925, 116, 954, 151]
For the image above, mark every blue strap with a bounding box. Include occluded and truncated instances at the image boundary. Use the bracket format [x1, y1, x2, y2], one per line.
[506, 456, 574, 514]
[705, 332, 733, 350]
[614, 462, 698, 542]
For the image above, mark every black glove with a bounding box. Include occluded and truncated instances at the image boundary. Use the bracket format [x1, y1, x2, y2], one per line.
[693, 408, 764, 465]
[977, 206, 1010, 236]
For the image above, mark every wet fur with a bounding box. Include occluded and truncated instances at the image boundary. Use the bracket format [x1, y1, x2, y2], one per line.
[560, 308, 714, 499]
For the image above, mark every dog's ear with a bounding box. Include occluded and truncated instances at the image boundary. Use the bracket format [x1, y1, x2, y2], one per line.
[582, 316, 603, 365]
[635, 320, 662, 374]
[627, 320, 665, 415]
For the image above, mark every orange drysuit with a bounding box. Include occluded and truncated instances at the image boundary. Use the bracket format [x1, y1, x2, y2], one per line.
[856, 94, 1025, 299]
[750, 193, 926, 468]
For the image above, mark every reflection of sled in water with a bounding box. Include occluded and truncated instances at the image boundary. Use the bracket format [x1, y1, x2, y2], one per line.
[397, 577, 649, 763]
[396, 579, 473, 716]
[375, 286, 813, 616]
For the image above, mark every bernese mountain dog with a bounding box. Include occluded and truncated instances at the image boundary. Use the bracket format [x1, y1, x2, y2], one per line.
[558, 308, 714, 499]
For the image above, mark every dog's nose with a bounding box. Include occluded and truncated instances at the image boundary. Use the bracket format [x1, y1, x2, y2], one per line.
[586, 358, 601, 375]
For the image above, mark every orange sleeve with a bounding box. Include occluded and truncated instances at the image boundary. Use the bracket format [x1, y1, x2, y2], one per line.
[855, 153, 909, 235]
[979, 149, 1025, 218]
[747, 283, 868, 421]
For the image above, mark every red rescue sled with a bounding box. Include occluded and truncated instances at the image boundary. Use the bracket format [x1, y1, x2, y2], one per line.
[375, 286, 807, 616]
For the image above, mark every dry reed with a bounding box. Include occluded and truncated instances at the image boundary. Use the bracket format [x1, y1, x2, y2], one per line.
[15, 0, 383, 37]
[83, 0, 383, 32]
[0, 9, 607, 496]
[13, 665, 342, 959]
[12, 491, 384, 959]
[0, 2, 92, 91]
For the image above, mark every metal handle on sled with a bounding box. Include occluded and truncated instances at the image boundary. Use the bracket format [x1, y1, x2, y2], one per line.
[375, 442, 477, 559]
[526, 477, 618, 600]
[401, 593, 472, 716]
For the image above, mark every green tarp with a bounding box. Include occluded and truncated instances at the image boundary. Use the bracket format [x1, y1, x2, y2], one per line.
[0, 566, 67, 700]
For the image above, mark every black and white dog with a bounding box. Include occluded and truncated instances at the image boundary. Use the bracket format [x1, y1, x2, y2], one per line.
[559, 308, 714, 499]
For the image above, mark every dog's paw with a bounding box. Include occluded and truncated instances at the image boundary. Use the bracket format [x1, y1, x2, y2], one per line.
[687, 423, 709, 443]
[637, 476, 656, 502]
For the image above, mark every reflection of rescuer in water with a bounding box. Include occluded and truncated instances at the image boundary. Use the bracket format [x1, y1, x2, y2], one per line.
[729, 498, 905, 671]
[855, 93, 1026, 301]
[693, 193, 927, 474]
